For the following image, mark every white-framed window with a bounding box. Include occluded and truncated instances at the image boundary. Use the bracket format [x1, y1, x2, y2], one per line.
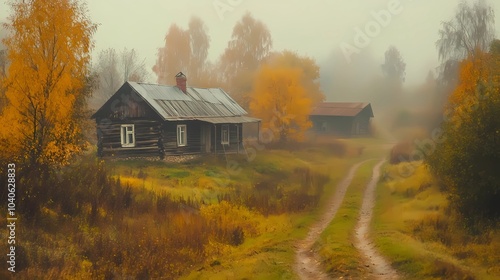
[177, 124, 187, 146]
[120, 124, 135, 147]
[221, 125, 229, 145]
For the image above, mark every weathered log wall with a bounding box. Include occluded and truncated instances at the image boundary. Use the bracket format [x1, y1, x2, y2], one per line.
[161, 121, 203, 155]
[97, 119, 161, 158]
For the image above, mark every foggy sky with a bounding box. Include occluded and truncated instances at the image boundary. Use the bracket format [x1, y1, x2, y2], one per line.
[2, 0, 500, 91]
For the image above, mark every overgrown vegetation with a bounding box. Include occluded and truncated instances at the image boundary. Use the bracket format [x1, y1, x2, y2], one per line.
[0, 137, 356, 279]
[374, 162, 500, 280]
[426, 41, 500, 226]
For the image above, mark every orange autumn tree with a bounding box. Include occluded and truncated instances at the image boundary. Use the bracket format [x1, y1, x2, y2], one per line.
[445, 50, 500, 126]
[266, 50, 324, 104]
[249, 65, 313, 143]
[0, 0, 97, 167]
[153, 17, 212, 86]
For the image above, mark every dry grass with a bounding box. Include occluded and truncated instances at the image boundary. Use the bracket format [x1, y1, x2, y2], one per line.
[373, 162, 500, 280]
[0, 139, 358, 279]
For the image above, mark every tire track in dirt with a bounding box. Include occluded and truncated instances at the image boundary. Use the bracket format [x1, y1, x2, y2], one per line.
[354, 159, 399, 280]
[294, 159, 373, 280]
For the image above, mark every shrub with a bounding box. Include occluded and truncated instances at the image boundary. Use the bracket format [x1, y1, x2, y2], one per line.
[426, 49, 500, 225]
[200, 201, 260, 245]
[389, 141, 414, 164]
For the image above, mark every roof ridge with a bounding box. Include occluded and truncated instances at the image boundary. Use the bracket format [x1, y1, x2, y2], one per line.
[132, 81, 221, 91]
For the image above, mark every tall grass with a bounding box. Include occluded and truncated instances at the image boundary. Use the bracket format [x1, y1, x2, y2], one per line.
[0, 144, 345, 279]
[373, 162, 500, 280]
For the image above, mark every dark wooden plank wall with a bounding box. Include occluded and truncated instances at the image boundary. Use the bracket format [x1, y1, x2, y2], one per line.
[212, 124, 241, 154]
[97, 119, 161, 157]
[311, 115, 354, 136]
[311, 115, 372, 137]
[353, 109, 372, 135]
[161, 121, 204, 155]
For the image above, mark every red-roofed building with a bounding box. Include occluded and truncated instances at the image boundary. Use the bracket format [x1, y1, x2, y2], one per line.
[309, 102, 373, 136]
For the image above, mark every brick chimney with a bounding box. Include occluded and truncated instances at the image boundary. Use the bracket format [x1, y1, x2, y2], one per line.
[175, 72, 187, 93]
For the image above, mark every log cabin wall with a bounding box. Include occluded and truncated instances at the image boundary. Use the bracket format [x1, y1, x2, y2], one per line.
[161, 120, 204, 155]
[97, 119, 162, 158]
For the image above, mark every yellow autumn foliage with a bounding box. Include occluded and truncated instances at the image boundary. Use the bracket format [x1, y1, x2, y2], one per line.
[0, 0, 97, 166]
[249, 65, 314, 142]
[200, 201, 261, 238]
[446, 50, 500, 127]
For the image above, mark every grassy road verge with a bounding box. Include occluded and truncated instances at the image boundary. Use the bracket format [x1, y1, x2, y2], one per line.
[181, 138, 388, 279]
[372, 161, 500, 280]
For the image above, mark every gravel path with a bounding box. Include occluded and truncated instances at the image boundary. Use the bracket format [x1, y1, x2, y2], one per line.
[294, 160, 372, 280]
[354, 159, 399, 280]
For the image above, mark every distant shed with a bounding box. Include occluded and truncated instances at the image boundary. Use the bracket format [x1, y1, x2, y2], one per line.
[309, 102, 373, 137]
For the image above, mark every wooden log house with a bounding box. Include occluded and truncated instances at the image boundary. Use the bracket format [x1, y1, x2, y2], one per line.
[91, 72, 260, 158]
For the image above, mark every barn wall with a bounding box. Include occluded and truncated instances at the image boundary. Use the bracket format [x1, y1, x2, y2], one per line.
[97, 119, 161, 157]
[352, 108, 372, 135]
[310, 115, 354, 136]
[353, 116, 370, 135]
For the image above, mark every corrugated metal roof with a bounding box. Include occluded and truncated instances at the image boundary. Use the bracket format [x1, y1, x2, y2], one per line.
[310, 102, 373, 117]
[195, 116, 261, 124]
[127, 82, 250, 120]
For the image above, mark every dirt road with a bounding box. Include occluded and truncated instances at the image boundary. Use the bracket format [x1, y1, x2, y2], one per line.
[294, 160, 372, 280]
[354, 159, 399, 279]
[294, 158, 398, 279]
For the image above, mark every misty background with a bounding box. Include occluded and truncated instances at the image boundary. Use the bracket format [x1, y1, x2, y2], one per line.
[1, 0, 500, 102]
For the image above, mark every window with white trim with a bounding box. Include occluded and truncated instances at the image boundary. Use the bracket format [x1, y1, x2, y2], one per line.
[120, 124, 135, 147]
[177, 124, 187, 146]
[221, 125, 229, 145]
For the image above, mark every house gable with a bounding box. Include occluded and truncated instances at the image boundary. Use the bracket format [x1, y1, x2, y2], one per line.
[91, 82, 161, 121]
